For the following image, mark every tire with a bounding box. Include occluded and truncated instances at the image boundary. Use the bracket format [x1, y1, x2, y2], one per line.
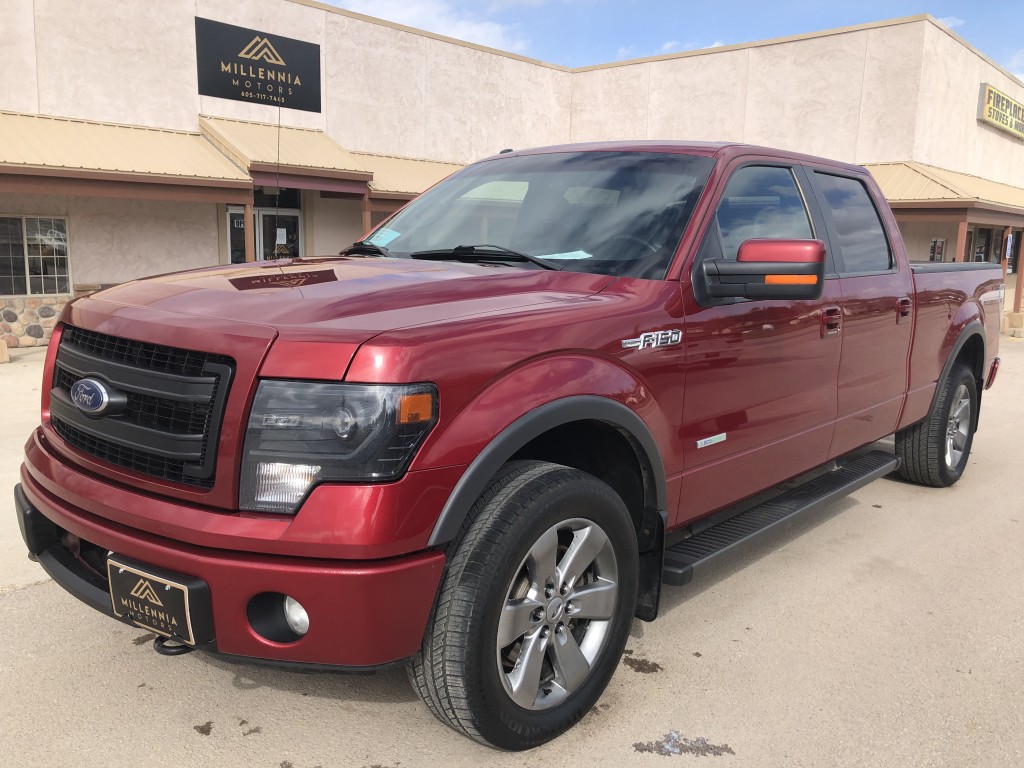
[408, 460, 639, 750]
[895, 362, 978, 487]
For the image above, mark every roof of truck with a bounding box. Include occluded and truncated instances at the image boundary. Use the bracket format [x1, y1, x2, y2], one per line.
[482, 141, 869, 176]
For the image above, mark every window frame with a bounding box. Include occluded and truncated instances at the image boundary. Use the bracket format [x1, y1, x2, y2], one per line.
[0, 213, 73, 298]
[690, 161, 835, 306]
[805, 169, 897, 278]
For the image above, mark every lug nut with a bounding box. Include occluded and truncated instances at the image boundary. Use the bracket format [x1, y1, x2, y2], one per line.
[531, 608, 544, 622]
[560, 584, 568, 596]
[541, 627, 550, 638]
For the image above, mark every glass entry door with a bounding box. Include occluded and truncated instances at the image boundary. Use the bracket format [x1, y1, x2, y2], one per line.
[257, 210, 302, 260]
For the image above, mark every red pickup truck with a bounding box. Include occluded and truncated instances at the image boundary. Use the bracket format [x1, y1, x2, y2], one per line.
[15, 142, 1002, 749]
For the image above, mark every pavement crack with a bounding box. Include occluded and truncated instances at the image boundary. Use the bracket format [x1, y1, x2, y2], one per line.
[0, 579, 51, 595]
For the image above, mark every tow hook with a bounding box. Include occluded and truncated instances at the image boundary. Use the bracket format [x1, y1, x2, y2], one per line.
[153, 635, 195, 656]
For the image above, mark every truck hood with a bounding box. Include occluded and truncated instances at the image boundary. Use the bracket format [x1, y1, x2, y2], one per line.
[86, 256, 616, 345]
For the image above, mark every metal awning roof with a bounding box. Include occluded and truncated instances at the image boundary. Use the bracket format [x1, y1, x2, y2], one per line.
[201, 116, 461, 198]
[199, 116, 371, 187]
[0, 111, 251, 187]
[351, 151, 462, 198]
[865, 161, 1024, 212]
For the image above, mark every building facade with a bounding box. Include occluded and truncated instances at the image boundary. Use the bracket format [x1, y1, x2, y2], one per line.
[2, 1, 1024, 347]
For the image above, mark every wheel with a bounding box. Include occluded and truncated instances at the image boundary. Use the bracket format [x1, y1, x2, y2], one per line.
[408, 461, 639, 750]
[895, 362, 978, 487]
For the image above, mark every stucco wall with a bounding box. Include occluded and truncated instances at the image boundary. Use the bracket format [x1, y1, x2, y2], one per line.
[305, 194, 363, 257]
[3, 0, 572, 165]
[896, 220, 960, 262]
[914, 24, 1024, 188]
[67, 197, 220, 285]
[0, 0, 39, 115]
[571, 21, 928, 165]
[5, 5, 1024, 174]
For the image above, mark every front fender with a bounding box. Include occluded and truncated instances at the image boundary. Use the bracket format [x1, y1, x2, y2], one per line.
[419, 355, 671, 547]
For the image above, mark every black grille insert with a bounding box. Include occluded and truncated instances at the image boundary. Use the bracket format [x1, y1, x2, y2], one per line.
[51, 326, 234, 489]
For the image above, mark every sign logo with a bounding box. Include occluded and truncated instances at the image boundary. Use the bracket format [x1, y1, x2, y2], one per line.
[621, 329, 683, 351]
[70, 378, 110, 416]
[130, 579, 164, 607]
[229, 270, 338, 291]
[696, 433, 727, 450]
[195, 17, 322, 113]
[978, 83, 1024, 141]
[238, 36, 286, 66]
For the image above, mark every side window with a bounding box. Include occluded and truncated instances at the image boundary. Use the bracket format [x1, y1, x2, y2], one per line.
[814, 173, 892, 273]
[711, 166, 813, 261]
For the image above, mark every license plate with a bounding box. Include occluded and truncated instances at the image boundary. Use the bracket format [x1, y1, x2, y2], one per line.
[107, 557, 199, 645]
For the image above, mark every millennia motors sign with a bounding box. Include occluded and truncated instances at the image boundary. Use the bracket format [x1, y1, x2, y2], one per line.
[195, 17, 322, 112]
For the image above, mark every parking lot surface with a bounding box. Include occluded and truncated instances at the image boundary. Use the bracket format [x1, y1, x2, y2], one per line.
[2, 340, 1023, 767]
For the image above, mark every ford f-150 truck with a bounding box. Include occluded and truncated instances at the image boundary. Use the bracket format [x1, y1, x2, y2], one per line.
[15, 142, 1002, 749]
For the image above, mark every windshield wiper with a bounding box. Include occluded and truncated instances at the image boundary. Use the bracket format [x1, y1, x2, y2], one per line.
[409, 244, 561, 271]
[341, 240, 391, 257]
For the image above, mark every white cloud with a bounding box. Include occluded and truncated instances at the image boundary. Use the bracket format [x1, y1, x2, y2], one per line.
[615, 45, 635, 60]
[327, 0, 529, 52]
[659, 40, 680, 54]
[704, 40, 725, 48]
[937, 16, 966, 29]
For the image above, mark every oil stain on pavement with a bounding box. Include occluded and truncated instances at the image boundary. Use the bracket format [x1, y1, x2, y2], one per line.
[633, 731, 735, 757]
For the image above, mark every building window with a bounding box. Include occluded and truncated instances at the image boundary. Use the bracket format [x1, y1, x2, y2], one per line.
[0, 216, 71, 296]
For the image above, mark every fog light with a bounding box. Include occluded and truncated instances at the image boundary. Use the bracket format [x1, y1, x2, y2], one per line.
[283, 596, 310, 636]
[246, 462, 321, 513]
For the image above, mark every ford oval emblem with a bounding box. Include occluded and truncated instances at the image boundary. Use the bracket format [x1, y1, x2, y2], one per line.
[70, 378, 111, 416]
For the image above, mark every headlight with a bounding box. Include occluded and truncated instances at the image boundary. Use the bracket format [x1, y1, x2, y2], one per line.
[239, 381, 438, 514]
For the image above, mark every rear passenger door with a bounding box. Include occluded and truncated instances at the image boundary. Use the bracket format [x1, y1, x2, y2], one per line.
[806, 170, 915, 457]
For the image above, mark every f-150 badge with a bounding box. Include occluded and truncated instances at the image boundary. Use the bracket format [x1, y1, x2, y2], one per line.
[621, 329, 682, 350]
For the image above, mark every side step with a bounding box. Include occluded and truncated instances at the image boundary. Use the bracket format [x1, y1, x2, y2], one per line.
[663, 451, 899, 586]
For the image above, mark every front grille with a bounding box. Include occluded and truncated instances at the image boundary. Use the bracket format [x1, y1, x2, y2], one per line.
[61, 325, 231, 377]
[50, 326, 235, 489]
[52, 418, 198, 488]
[55, 367, 213, 436]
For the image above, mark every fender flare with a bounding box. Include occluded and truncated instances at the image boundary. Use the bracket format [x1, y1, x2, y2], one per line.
[928, 320, 985, 415]
[921, 319, 983, 434]
[427, 395, 668, 547]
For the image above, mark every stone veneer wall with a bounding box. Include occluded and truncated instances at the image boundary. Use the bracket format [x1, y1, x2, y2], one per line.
[1, 296, 67, 348]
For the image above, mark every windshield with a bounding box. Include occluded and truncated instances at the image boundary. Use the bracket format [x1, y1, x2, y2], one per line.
[364, 151, 716, 279]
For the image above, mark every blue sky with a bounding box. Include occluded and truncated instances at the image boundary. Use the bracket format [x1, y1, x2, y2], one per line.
[324, 1, 1024, 77]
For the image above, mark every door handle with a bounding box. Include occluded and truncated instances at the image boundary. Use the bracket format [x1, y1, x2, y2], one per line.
[820, 306, 842, 338]
[897, 297, 913, 323]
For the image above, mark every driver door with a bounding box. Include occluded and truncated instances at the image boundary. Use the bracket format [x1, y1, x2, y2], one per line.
[676, 163, 842, 524]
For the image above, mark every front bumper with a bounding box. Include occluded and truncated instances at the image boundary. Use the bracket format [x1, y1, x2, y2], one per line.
[15, 473, 446, 668]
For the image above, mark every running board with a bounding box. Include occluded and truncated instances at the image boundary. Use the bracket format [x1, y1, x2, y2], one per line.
[663, 451, 899, 586]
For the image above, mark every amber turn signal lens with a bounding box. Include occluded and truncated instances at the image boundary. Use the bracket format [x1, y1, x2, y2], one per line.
[399, 393, 434, 424]
[765, 274, 818, 285]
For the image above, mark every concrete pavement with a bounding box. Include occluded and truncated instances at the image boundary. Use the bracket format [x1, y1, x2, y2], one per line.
[2, 340, 1023, 767]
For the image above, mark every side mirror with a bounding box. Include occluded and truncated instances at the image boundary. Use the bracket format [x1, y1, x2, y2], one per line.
[701, 239, 826, 300]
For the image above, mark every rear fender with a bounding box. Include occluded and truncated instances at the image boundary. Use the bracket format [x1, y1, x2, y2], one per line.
[930, 311, 985, 422]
